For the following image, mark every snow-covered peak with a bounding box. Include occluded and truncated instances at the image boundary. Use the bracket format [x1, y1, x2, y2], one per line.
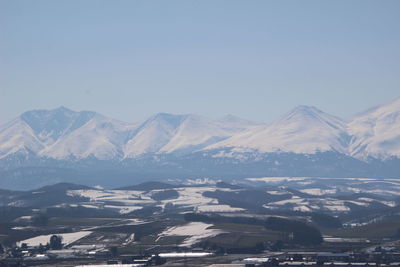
[365, 97, 400, 117]
[287, 105, 322, 115]
[0, 107, 136, 160]
[20, 106, 97, 144]
[348, 97, 400, 159]
[39, 113, 135, 160]
[280, 105, 346, 128]
[218, 114, 255, 125]
[205, 105, 349, 155]
[123, 113, 190, 157]
[123, 113, 257, 157]
[159, 114, 255, 154]
[0, 118, 44, 159]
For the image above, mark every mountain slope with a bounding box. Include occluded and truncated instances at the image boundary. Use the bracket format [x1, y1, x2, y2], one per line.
[20, 106, 97, 145]
[0, 118, 44, 158]
[0, 107, 136, 160]
[159, 114, 257, 154]
[205, 106, 350, 155]
[348, 98, 400, 159]
[123, 113, 258, 157]
[123, 113, 188, 157]
[39, 114, 135, 159]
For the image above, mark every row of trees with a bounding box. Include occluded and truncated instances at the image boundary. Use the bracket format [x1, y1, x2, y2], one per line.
[265, 217, 323, 245]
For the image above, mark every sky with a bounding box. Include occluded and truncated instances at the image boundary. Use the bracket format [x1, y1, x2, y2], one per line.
[1, 0, 400, 124]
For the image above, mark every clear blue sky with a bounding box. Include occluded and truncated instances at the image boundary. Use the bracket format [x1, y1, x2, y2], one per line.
[1, 0, 399, 124]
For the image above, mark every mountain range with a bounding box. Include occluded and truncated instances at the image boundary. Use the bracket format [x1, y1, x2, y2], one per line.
[0, 98, 399, 190]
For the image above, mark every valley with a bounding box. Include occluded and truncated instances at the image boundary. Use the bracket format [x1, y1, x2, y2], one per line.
[1, 178, 400, 266]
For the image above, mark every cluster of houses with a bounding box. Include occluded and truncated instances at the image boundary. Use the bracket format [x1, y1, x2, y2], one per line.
[230, 251, 400, 267]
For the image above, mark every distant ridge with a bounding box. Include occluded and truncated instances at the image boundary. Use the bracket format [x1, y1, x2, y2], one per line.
[0, 98, 399, 190]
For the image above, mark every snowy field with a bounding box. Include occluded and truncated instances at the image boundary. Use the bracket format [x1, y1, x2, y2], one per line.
[157, 222, 224, 247]
[64, 177, 400, 215]
[264, 195, 396, 213]
[247, 176, 400, 183]
[196, 204, 245, 213]
[246, 177, 400, 197]
[67, 186, 242, 214]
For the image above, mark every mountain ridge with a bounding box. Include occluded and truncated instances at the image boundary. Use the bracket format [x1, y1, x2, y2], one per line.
[206, 105, 350, 155]
[1, 98, 399, 162]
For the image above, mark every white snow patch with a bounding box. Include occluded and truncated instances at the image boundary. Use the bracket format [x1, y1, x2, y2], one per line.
[247, 177, 308, 183]
[157, 222, 224, 247]
[267, 190, 288, 195]
[104, 205, 143, 214]
[196, 205, 245, 213]
[161, 187, 220, 208]
[300, 188, 337, 196]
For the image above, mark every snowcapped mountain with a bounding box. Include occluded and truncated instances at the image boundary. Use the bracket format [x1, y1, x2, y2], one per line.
[0, 98, 399, 162]
[1, 100, 400, 189]
[20, 106, 97, 145]
[39, 113, 136, 160]
[205, 105, 350, 155]
[123, 113, 189, 157]
[0, 108, 258, 160]
[0, 117, 44, 158]
[0, 107, 136, 160]
[348, 97, 400, 159]
[160, 114, 257, 154]
[0, 106, 95, 158]
[124, 113, 258, 157]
